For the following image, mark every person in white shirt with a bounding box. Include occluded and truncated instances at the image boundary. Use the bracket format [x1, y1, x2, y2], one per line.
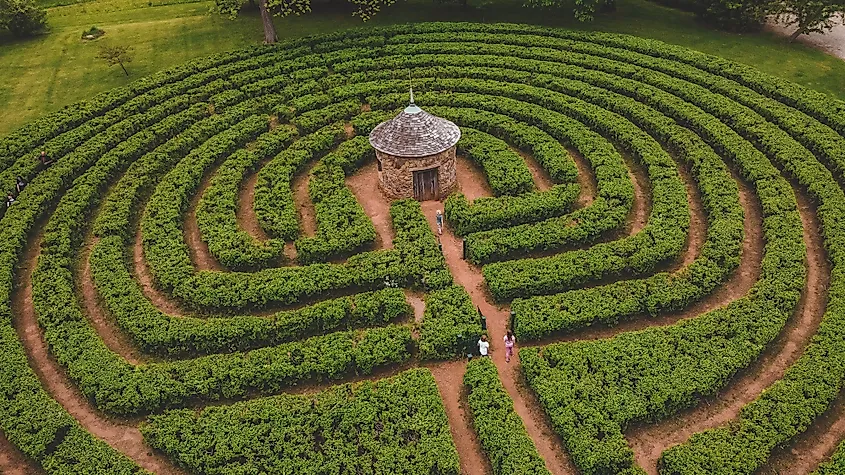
[478, 334, 489, 357]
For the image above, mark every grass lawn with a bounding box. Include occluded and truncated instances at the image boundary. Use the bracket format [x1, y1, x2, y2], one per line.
[0, 0, 843, 137]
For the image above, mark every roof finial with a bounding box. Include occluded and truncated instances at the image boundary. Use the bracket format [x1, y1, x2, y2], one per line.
[409, 70, 414, 105]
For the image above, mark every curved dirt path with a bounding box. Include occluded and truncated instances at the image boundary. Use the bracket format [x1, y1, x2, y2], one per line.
[668, 163, 706, 272]
[133, 227, 186, 317]
[624, 153, 651, 236]
[238, 160, 273, 243]
[569, 148, 596, 208]
[627, 187, 829, 474]
[346, 160, 395, 249]
[759, 388, 845, 474]
[184, 164, 225, 272]
[79, 236, 143, 365]
[0, 431, 41, 475]
[13, 230, 185, 474]
[292, 161, 318, 238]
[514, 147, 555, 192]
[428, 360, 492, 475]
[456, 154, 494, 200]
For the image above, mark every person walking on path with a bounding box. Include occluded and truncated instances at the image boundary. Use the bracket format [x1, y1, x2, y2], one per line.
[5, 194, 15, 208]
[504, 330, 516, 363]
[39, 151, 53, 167]
[15, 176, 25, 194]
[478, 334, 489, 357]
[436, 209, 443, 235]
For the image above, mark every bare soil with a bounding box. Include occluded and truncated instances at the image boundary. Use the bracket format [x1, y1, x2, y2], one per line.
[13, 230, 184, 474]
[346, 160, 395, 249]
[428, 360, 492, 475]
[0, 431, 41, 475]
[624, 153, 650, 235]
[292, 161, 318, 237]
[667, 163, 706, 272]
[183, 164, 225, 272]
[133, 226, 186, 317]
[569, 148, 596, 208]
[455, 155, 493, 201]
[627, 187, 829, 474]
[513, 147, 554, 192]
[238, 161, 272, 242]
[79, 236, 143, 365]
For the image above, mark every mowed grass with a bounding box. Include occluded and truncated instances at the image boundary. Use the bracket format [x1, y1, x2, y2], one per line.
[0, 0, 844, 137]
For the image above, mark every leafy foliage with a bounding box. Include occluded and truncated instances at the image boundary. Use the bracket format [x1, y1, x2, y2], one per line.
[141, 369, 460, 475]
[464, 358, 550, 475]
[0, 0, 44, 36]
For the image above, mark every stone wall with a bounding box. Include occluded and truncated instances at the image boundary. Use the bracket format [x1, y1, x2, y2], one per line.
[376, 147, 457, 200]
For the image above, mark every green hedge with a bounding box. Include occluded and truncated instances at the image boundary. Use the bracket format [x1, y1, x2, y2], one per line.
[141, 368, 460, 475]
[195, 125, 297, 269]
[464, 358, 550, 475]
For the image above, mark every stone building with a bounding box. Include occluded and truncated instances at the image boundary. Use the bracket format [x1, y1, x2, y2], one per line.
[368, 94, 461, 201]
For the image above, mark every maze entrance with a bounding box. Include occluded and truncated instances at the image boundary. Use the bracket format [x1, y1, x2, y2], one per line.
[413, 167, 439, 201]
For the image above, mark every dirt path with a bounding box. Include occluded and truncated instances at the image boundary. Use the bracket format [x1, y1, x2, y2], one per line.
[428, 360, 492, 475]
[134, 227, 186, 317]
[292, 161, 318, 237]
[347, 160, 395, 249]
[238, 161, 272, 242]
[760, 388, 845, 474]
[514, 147, 554, 192]
[0, 431, 41, 475]
[668, 163, 706, 272]
[455, 155, 493, 200]
[624, 153, 650, 235]
[183, 164, 225, 272]
[13, 230, 185, 474]
[627, 187, 829, 474]
[421, 195, 576, 474]
[78, 236, 143, 365]
[569, 148, 596, 208]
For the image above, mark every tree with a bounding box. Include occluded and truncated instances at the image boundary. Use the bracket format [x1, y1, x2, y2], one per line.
[213, 0, 396, 44]
[0, 0, 46, 37]
[695, 0, 774, 31]
[773, 0, 845, 40]
[98, 45, 134, 76]
[522, 0, 616, 22]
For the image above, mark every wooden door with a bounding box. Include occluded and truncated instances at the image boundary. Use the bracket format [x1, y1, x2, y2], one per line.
[413, 168, 439, 201]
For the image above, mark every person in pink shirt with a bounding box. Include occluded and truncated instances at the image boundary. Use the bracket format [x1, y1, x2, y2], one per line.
[504, 330, 516, 363]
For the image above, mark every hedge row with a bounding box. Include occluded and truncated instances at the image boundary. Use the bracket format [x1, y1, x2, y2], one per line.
[295, 136, 378, 263]
[140, 114, 270, 291]
[457, 128, 535, 196]
[368, 92, 632, 265]
[195, 125, 297, 269]
[253, 123, 347, 241]
[463, 358, 550, 475]
[91, 235, 409, 357]
[141, 368, 461, 475]
[517, 76, 806, 475]
[94, 98, 275, 240]
[26, 102, 412, 419]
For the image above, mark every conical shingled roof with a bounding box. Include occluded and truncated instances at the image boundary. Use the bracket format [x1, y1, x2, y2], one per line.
[369, 101, 461, 158]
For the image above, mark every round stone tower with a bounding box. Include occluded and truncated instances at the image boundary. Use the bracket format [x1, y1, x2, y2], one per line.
[368, 93, 461, 201]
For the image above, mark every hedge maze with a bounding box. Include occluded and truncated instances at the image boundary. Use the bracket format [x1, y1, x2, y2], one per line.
[1, 21, 845, 475]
